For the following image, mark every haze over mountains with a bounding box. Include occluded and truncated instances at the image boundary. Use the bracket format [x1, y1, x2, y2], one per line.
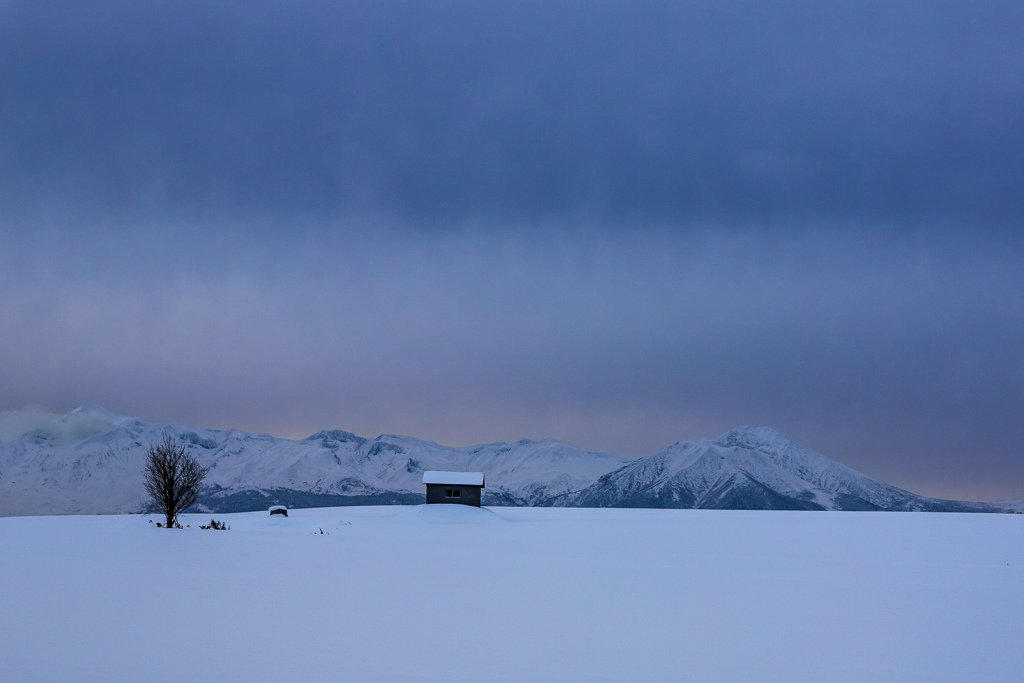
[0, 404, 1016, 516]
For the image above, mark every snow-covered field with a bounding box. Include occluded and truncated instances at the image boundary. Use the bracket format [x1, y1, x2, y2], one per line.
[2, 506, 1021, 682]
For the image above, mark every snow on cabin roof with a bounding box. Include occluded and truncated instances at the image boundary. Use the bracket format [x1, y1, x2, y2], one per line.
[422, 471, 485, 487]
[269, 505, 287, 511]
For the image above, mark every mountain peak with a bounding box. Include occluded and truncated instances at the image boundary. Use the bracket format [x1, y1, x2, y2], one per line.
[304, 429, 361, 444]
[67, 402, 124, 422]
[714, 426, 791, 455]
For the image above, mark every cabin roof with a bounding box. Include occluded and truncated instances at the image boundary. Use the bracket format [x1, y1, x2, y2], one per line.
[422, 471, 485, 487]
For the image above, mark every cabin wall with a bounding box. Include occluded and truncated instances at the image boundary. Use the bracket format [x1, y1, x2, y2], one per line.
[425, 483, 482, 507]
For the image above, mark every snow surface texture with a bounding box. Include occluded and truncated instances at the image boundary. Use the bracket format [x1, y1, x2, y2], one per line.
[0, 507, 1020, 682]
[0, 404, 1013, 516]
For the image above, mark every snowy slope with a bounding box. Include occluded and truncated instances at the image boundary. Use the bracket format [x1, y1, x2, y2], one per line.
[0, 406, 1010, 515]
[575, 426, 997, 511]
[995, 497, 1024, 513]
[1, 507, 1022, 682]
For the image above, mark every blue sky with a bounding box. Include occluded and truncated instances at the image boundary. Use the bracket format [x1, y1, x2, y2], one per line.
[2, 0, 1023, 500]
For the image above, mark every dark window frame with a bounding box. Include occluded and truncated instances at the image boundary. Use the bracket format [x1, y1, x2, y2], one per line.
[444, 488, 462, 498]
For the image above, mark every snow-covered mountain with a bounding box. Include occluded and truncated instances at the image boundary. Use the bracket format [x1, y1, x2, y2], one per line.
[573, 426, 996, 512]
[994, 497, 1024, 513]
[0, 404, 631, 515]
[0, 405, 1010, 515]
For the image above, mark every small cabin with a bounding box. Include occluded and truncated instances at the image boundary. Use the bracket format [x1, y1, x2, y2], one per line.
[422, 471, 485, 507]
[269, 505, 288, 517]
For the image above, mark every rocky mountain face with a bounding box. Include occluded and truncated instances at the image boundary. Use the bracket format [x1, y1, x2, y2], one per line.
[0, 405, 1011, 515]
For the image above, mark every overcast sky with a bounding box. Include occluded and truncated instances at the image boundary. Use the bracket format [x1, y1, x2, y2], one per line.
[2, 0, 1023, 501]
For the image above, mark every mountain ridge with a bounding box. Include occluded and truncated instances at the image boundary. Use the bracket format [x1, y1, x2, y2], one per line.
[0, 404, 1014, 516]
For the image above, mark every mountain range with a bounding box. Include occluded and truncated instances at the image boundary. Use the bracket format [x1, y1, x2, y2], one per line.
[0, 404, 1016, 516]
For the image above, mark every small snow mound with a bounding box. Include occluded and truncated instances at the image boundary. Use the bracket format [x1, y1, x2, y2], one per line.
[392, 504, 504, 525]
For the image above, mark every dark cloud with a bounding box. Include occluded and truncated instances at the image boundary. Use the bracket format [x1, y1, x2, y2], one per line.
[2, 0, 1023, 225]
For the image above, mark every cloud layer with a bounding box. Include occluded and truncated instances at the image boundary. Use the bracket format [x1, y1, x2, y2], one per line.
[2, 1, 1023, 500]
[3, 1, 1023, 225]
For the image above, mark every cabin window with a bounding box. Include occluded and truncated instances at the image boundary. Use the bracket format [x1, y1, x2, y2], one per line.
[444, 489, 461, 498]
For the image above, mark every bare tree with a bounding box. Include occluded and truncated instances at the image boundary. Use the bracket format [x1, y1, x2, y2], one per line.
[143, 434, 208, 528]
